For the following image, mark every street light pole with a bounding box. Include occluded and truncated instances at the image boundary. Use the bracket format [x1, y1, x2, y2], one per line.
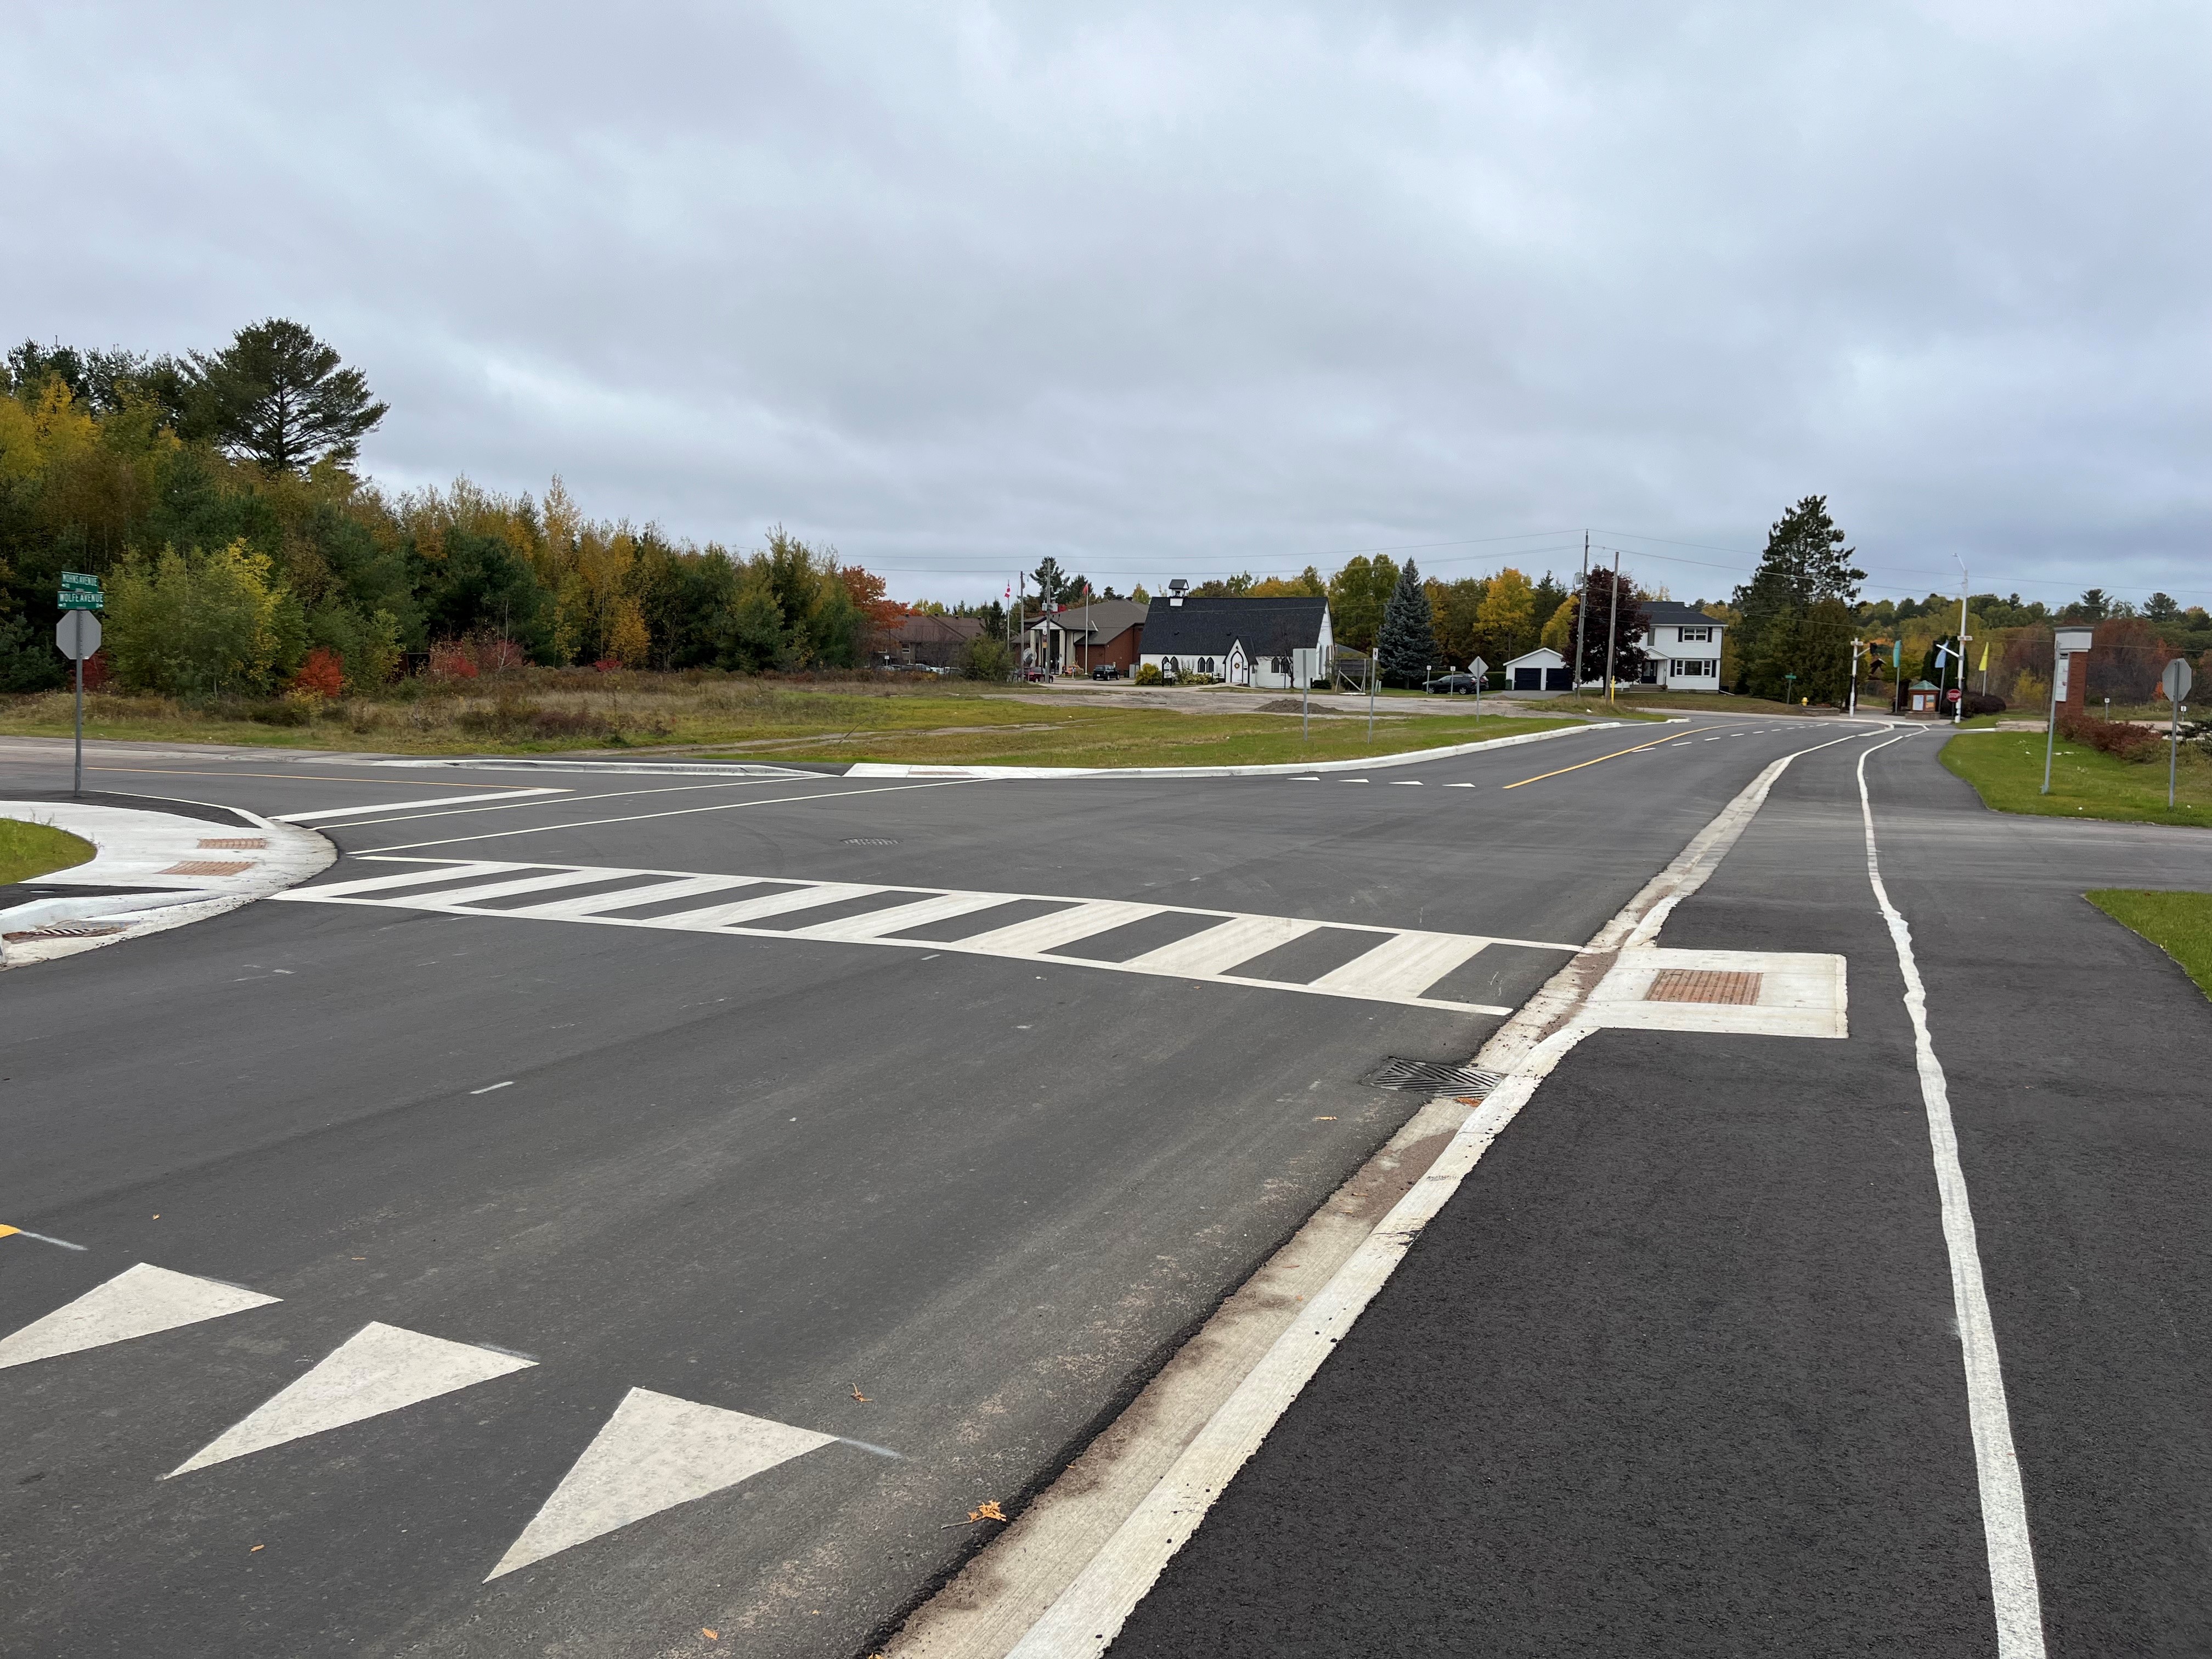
[1953, 557, 1970, 726]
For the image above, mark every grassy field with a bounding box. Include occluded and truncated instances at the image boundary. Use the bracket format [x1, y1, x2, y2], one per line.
[702, 709, 1578, 767]
[0, 677, 1580, 768]
[2085, 890, 2212, 1000]
[1942, 727, 2212, 827]
[0, 817, 95, 885]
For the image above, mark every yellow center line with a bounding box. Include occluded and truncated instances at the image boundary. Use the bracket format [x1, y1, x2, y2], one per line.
[1501, 724, 1757, 789]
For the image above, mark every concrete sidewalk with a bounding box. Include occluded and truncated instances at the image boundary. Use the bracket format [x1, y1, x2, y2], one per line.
[1, 794, 332, 967]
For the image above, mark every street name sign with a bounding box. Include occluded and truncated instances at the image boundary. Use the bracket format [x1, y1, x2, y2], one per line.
[59, 571, 103, 611]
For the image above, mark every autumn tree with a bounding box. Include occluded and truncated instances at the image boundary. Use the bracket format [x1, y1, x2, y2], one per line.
[1474, 567, 1537, 665]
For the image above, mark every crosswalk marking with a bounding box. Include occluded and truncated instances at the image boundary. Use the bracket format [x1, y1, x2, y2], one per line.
[658, 882, 880, 929]
[279, 859, 1588, 1015]
[487, 1388, 838, 1580]
[1127, 914, 1319, 977]
[1308, 930, 1489, 1000]
[166, 1322, 535, 1477]
[953, 900, 1163, 956]
[786, 890, 1010, 941]
[520, 874, 758, 919]
[0, 1265, 279, 1371]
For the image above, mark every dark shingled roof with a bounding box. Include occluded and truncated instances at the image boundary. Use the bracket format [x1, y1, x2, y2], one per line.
[1140, 596, 1328, 658]
[1640, 601, 1727, 628]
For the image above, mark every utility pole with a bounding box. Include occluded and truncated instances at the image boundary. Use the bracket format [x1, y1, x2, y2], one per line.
[1572, 531, 1590, 708]
[1603, 551, 1621, 709]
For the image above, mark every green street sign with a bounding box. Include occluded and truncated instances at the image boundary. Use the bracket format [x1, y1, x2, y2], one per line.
[59, 571, 103, 611]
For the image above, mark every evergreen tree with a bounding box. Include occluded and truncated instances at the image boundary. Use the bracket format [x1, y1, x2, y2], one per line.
[1375, 558, 1440, 685]
[1730, 496, 1864, 698]
[181, 319, 388, 472]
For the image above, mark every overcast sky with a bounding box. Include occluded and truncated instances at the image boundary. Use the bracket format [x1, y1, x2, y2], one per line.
[9, 2, 2207, 607]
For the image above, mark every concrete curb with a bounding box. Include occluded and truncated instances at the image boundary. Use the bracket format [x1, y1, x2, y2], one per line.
[0, 798, 335, 968]
[839, 719, 1635, 780]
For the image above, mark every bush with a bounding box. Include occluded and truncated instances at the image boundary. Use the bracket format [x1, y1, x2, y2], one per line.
[1133, 662, 1163, 685]
[106, 540, 305, 698]
[0, 614, 66, 692]
[2057, 708, 2162, 763]
[1960, 691, 2007, 716]
[289, 646, 345, 699]
[956, 634, 1013, 681]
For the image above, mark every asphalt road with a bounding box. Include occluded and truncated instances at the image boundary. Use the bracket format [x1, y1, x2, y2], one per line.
[1111, 730, 2212, 1657]
[3, 717, 2202, 1656]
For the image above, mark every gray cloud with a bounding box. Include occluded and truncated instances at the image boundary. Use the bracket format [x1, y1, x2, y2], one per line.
[7, 1, 2207, 605]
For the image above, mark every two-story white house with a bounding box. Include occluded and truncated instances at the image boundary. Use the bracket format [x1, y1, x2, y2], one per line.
[1633, 601, 1727, 690]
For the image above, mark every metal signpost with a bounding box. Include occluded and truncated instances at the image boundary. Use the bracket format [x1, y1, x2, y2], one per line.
[1469, 655, 1488, 720]
[2162, 657, 2193, 809]
[2042, 625, 2094, 794]
[55, 571, 105, 797]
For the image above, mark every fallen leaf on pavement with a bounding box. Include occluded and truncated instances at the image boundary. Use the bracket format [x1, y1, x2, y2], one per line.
[850, 1383, 870, 1401]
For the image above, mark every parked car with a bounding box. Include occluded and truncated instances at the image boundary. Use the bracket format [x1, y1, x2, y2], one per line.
[1427, 673, 1482, 695]
[1023, 666, 1053, 682]
[1091, 664, 1121, 680]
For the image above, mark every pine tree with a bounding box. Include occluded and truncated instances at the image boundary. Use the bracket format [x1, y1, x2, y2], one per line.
[1731, 496, 1864, 698]
[1375, 560, 1440, 686]
[181, 319, 388, 472]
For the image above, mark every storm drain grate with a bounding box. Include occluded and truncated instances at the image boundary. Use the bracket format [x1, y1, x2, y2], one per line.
[1363, 1057, 1503, 1094]
[842, 838, 900, 846]
[198, 837, 267, 850]
[1647, 968, 1762, 1005]
[4, 922, 128, 942]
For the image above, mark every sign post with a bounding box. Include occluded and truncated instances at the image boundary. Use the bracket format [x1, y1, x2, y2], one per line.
[54, 592, 103, 800]
[2043, 627, 2095, 795]
[2162, 657, 2193, 809]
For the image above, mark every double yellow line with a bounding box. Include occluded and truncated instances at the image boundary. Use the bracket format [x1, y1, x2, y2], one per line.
[1502, 724, 1751, 789]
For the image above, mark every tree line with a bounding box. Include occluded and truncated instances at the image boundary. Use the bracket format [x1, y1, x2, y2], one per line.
[0, 322, 897, 696]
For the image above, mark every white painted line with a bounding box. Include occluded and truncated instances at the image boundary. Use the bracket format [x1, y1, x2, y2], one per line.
[297, 778, 794, 830]
[0, 1227, 87, 1251]
[274, 789, 567, 822]
[785, 890, 1011, 942]
[0, 1265, 278, 1370]
[1389, 780, 1424, 786]
[166, 1322, 536, 1477]
[487, 1387, 838, 1579]
[357, 779, 978, 854]
[951, 900, 1164, 956]
[1443, 782, 1476, 788]
[305, 860, 529, 898]
[1307, 930, 1489, 1002]
[1125, 915, 1322, 978]
[1858, 734, 2045, 1656]
[510, 874, 761, 920]
[470, 1081, 515, 1095]
[658, 882, 884, 929]
[403, 868, 660, 907]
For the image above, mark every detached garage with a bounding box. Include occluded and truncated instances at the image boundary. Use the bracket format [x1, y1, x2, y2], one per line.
[1503, 647, 1572, 692]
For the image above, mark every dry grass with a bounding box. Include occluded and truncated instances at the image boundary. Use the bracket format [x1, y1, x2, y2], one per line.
[0, 670, 1579, 768]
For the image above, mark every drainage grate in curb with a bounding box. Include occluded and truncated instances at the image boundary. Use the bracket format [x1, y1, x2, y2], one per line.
[1362, 1057, 1502, 1094]
[842, 838, 900, 846]
[4, 922, 129, 943]
[198, 837, 267, 850]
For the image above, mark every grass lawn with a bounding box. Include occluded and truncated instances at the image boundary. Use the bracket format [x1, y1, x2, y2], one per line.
[1941, 727, 2212, 828]
[705, 710, 1581, 768]
[2085, 890, 2212, 1000]
[0, 817, 95, 885]
[0, 679, 1582, 769]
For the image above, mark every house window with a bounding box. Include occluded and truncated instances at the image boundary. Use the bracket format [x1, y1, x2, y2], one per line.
[1669, 659, 1718, 678]
[1676, 626, 1713, 643]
